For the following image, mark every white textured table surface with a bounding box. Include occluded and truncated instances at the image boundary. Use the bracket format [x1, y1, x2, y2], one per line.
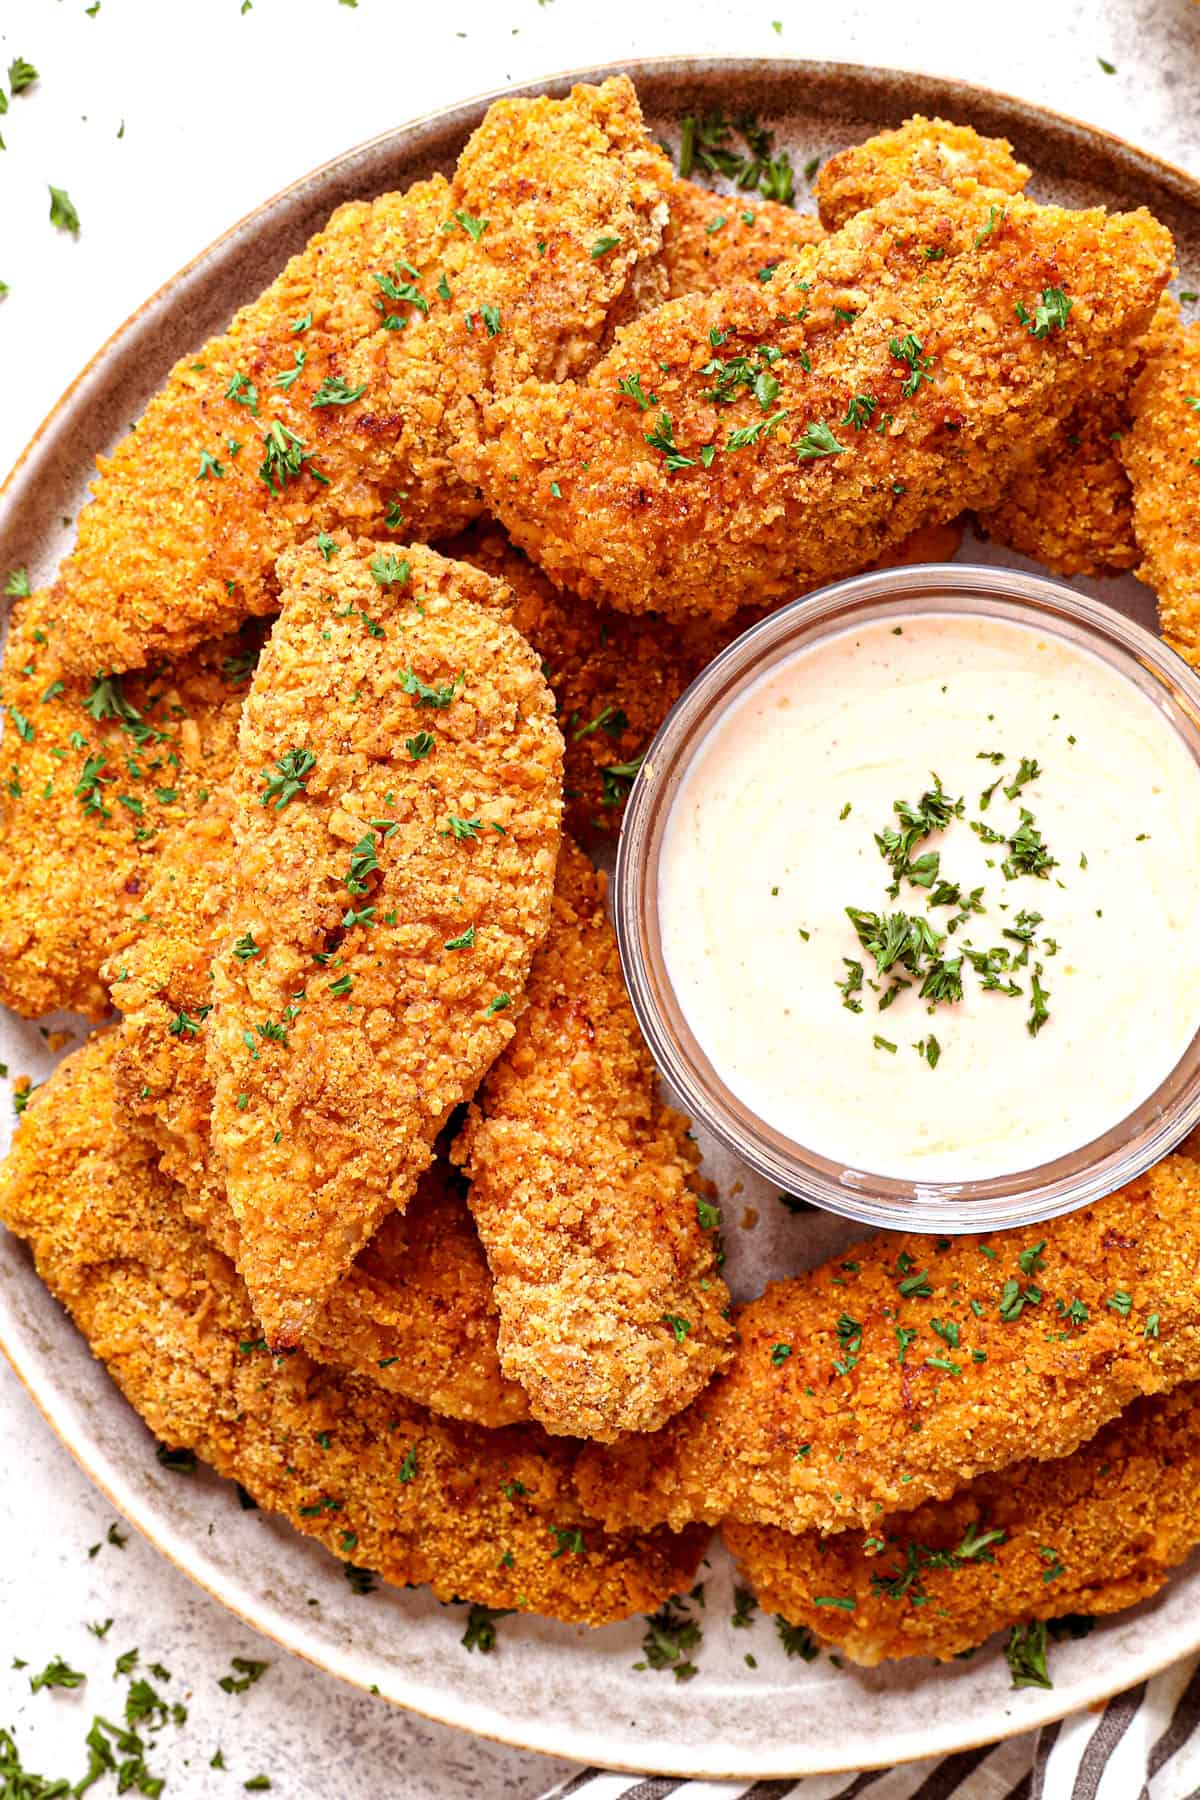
[1, 0, 1198, 1794]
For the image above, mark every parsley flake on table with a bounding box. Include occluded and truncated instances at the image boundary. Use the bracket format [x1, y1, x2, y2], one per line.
[48, 186, 80, 234]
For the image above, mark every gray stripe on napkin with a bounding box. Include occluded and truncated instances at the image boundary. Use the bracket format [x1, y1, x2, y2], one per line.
[1071, 1683, 1146, 1800]
[1030, 1719, 1063, 1800]
[1144, 1662, 1200, 1794]
[557, 1773, 603, 1798]
[908, 1745, 993, 1798]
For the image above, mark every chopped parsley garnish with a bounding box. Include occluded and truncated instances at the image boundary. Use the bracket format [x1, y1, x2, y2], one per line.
[259, 746, 315, 808]
[258, 421, 326, 493]
[370, 552, 409, 588]
[401, 668, 461, 709]
[48, 186, 80, 233]
[645, 412, 696, 471]
[461, 1603, 514, 1652]
[617, 372, 655, 410]
[29, 1655, 86, 1693]
[1016, 286, 1073, 339]
[1005, 1620, 1052, 1689]
[311, 375, 367, 408]
[888, 332, 935, 397]
[485, 993, 511, 1017]
[795, 419, 847, 460]
[453, 209, 488, 242]
[635, 1597, 702, 1681]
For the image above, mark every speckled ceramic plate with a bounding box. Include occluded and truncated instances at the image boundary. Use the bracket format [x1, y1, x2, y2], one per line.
[2, 57, 1199, 1781]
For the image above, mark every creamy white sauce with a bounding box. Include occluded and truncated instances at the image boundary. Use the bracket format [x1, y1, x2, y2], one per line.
[658, 611, 1200, 1181]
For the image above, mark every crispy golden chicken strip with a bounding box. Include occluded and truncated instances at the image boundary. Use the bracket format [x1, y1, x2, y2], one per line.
[454, 836, 732, 1440]
[812, 114, 1147, 579]
[1122, 312, 1200, 663]
[0, 591, 257, 1019]
[456, 185, 1172, 621]
[814, 114, 1030, 230]
[48, 78, 673, 676]
[975, 392, 1141, 576]
[103, 797, 528, 1427]
[0, 1035, 707, 1623]
[725, 1384, 1200, 1665]
[661, 180, 824, 299]
[574, 1156, 1200, 1535]
[450, 518, 963, 835]
[205, 538, 562, 1345]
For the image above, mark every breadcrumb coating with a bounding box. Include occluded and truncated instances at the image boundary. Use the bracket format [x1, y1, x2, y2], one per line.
[573, 1155, 1200, 1534]
[303, 1162, 530, 1426]
[0, 591, 256, 1019]
[0, 1035, 708, 1624]
[48, 77, 673, 675]
[454, 836, 732, 1439]
[449, 518, 963, 837]
[1122, 311, 1200, 663]
[103, 797, 528, 1428]
[661, 180, 824, 299]
[814, 114, 1030, 230]
[812, 114, 1146, 580]
[456, 185, 1172, 621]
[725, 1385, 1200, 1665]
[205, 538, 562, 1345]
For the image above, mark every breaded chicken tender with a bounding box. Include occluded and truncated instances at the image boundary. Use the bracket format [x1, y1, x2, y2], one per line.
[812, 114, 1149, 579]
[103, 798, 527, 1427]
[454, 837, 731, 1439]
[450, 519, 964, 835]
[814, 114, 1030, 230]
[205, 538, 562, 1345]
[48, 78, 674, 676]
[0, 591, 256, 1019]
[0, 1036, 707, 1623]
[725, 1385, 1200, 1665]
[302, 1163, 530, 1426]
[661, 180, 824, 299]
[1122, 312, 1200, 663]
[573, 1156, 1200, 1535]
[457, 185, 1172, 621]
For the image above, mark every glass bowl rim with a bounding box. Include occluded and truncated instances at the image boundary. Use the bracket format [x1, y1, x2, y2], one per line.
[613, 560, 1200, 1233]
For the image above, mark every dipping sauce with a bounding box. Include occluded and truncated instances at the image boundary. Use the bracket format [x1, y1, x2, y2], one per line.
[658, 611, 1200, 1181]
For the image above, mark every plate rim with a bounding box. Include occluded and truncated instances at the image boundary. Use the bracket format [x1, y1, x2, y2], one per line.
[2, 52, 1199, 1779]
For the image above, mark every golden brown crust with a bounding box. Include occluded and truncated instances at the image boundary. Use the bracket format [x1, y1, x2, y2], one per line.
[725, 1385, 1200, 1665]
[0, 1035, 708, 1624]
[1122, 311, 1200, 664]
[303, 1163, 530, 1426]
[661, 180, 824, 299]
[448, 519, 963, 837]
[454, 837, 732, 1439]
[574, 1156, 1200, 1534]
[457, 186, 1173, 621]
[205, 537, 562, 1345]
[814, 114, 1030, 231]
[49, 78, 674, 676]
[103, 797, 529, 1427]
[0, 592, 256, 1019]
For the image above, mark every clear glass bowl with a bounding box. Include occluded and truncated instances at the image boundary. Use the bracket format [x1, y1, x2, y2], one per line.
[614, 563, 1200, 1233]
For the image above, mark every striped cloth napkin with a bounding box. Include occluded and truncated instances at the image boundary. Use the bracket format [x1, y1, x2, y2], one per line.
[539, 1656, 1200, 1800]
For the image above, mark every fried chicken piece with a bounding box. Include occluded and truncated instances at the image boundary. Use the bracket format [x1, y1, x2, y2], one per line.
[814, 114, 1030, 230]
[103, 796, 528, 1427]
[1122, 311, 1200, 663]
[205, 538, 562, 1345]
[661, 180, 824, 299]
[449, 518, 963, 835]
[457, 185, 1172, 621]
[47, 78, 674, 676]
[302, 1162, 530, 1425]
[573, 1155, 1200, 1535]
[0, 591, 257, 1019]
[0, 1035, 707, 1623]
[975, 390, 1141, 575]
[810, 114, 1148, 580]
[725, 1384, 1200, 1665]
[453, 837, 731, 1440]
